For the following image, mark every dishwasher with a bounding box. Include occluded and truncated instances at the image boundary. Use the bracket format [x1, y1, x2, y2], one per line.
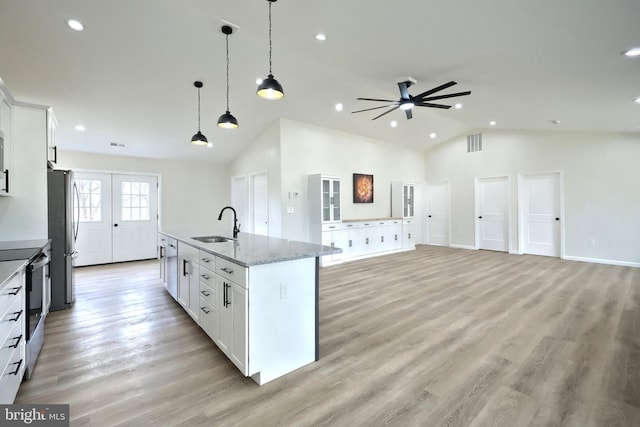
[165, 238, 178, 301]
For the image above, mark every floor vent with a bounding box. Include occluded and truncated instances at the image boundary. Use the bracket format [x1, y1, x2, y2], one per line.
[467, 133, 482, 153]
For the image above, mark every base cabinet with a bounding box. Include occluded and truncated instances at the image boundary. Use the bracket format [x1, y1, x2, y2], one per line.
[218, 280, 247, 374]
[0, 268, 26, 404]
[177, 242, 199, 321]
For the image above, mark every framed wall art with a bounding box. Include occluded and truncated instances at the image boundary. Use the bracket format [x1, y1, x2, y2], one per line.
[353, 173, 374, 203]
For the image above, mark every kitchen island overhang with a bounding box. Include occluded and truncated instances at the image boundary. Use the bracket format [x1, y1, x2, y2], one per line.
[160, 231, 340, 385]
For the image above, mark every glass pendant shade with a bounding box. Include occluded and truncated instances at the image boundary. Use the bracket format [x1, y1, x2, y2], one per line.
[217, 111, 238, 129]
[191, 131, 208, 145]
[257, 74, 284, 100]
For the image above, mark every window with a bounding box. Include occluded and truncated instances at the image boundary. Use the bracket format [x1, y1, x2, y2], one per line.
[121, 181, 150, 221]
[76, 179, 102, 222]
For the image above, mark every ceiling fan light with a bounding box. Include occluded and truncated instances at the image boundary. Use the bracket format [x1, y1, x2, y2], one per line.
[399, 100, 414, 110]
[191, 131, 208, 145]
[217, 111, 239, 129]
[257, 74, 284, 99]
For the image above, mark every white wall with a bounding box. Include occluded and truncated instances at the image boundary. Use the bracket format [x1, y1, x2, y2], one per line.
[56, 150, 230, 237]
[425, 129, 640, 265]
[280, 119, 425, 242]
[0, 105, 48, 240]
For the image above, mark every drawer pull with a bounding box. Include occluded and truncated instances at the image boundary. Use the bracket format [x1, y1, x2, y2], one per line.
[200, 290, 211, 297]
[202, 258, 212, 263]
[9, 360, 23, 376]
[220, 267, 234, 274]
[8, 310, 23, 322]
[201, 274, 211, 280]
[8, 286, 22, 296]
[200, 307, 210, 314]
[9, 335, 22, 348]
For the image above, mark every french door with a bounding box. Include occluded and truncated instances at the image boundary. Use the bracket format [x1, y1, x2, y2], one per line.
[75, 172, 158, 266]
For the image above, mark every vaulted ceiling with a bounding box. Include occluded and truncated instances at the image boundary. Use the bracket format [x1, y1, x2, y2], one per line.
[0, 0, 638, 164]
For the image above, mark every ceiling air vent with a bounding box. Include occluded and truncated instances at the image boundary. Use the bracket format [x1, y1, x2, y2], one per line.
[467, 133, 482, 153]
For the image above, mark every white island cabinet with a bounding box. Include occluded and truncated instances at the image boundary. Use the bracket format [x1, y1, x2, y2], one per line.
[161, 232, 337, 385]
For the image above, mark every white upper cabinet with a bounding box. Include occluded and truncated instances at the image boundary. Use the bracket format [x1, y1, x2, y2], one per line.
[309, 174, 341, 224]
[392, 181, 415, 218]
[46, 108, 58, 165]
[0, 88, 12, 196]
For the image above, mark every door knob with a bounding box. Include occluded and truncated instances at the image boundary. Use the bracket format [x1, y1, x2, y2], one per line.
[555, 217, 560, 221]
[114, 224, 119, 227]
[428, 215, 432, 218]
[478, 216, 483, 219]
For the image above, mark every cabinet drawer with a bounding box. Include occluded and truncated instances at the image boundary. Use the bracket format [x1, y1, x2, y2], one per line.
[0, 347, 23, 404]
[199, 265, 216, 288]
[198, 297, 217, 342]
[199, 253, 216, 270]
[216, 258, 247, 288]
[199, 280, 216, 307]
[0, 318, 22, 375]
[0, 272, 22, 320]
[0, 292, 23, 347]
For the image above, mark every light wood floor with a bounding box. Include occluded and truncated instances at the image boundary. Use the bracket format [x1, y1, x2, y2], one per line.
[15, 245, 640, 426]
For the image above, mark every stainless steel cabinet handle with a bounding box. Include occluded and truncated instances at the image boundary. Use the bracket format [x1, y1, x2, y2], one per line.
[200, 307, 210, 314]
[202, 258, 212, 263]
[220, 267, 234, 274]
[201, 274, 210, 280]
[200, 290, 211, 297]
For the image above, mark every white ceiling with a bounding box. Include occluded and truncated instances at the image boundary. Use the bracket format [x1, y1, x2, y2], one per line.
[1, 0, 639, 165]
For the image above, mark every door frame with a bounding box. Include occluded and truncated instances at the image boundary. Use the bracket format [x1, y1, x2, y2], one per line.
[474, 175, 511, 252]
[248, 171, 269, 236]
[425, 179, 451, 247]
[517, 170, 565, 258]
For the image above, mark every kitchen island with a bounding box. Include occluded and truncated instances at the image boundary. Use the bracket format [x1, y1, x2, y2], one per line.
[159, 231, 338, 385]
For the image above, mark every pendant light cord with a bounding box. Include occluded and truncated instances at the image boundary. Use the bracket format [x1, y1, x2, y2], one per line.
[268, 1, 273, 74]
[197, 86, 201, 132]
[226, 33, 230, 111]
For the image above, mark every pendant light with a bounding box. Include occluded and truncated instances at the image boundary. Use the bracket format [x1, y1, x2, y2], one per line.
[191, 81, 208, 145]
[257, 0, 284, 100]
[217, 25, 239, 129]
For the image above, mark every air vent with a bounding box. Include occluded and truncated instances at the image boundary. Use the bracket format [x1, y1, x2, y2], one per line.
[467, 133, 482, 152]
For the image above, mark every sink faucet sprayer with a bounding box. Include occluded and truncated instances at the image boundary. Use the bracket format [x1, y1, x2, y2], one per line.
[218, 206, 240, 238]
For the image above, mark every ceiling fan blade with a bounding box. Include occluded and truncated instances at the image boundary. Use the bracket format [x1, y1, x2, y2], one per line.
[352, 104, 397, 114]
[405, 108, 413, 120]
[413, 81, 457, 99]
[414, 103, 452, 109]
[398, 81, 410, 100]
[420, 91, 472, 102]
[372, 105, 400, 120]
[357, 97, 398, 103]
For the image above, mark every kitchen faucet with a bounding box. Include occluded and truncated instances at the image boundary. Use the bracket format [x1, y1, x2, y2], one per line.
[218, 206, 240, 238]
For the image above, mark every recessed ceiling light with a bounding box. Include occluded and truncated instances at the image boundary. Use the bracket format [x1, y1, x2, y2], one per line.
[489, 121, 496, 126]
[390, 121, 398, 128]
[256, 78, 263, 85]
[315, 33, 327, 41]
[429, 133, 437, 139]
[623, 47, 640, 57]
[335, 103, 343, 112]
[550, 120, 561, 125]
[634, 97, 640, 104]
[454, 103, 462, 109]
[74, 124, 85, 131]
[67, 19, 84, 31]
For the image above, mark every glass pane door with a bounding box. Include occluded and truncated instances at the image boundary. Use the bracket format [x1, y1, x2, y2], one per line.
[332, 180, 340, 221]
[322, 179, 330, 222]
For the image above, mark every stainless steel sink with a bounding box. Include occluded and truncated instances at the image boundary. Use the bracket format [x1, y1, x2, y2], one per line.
[191, 235, 235, 243]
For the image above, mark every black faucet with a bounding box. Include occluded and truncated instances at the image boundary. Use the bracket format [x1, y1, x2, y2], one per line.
[218, 206, 240, 238]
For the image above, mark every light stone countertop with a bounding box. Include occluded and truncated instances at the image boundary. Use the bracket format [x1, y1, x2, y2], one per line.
[160, 232, 340, 267]
[0, 259, 28, 287]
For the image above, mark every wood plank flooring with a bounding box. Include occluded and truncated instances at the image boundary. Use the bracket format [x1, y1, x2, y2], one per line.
[14, 245, 640, 426]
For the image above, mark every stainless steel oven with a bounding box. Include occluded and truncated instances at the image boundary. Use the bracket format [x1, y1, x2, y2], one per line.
[25, 248, 50, 379]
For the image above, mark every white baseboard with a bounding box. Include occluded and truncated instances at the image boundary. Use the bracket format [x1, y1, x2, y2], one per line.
[450, 244, 477, 250]
[563, 255, 640, 268]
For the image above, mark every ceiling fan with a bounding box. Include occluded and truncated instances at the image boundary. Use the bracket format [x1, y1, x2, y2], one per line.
[352, 79, 471, 120]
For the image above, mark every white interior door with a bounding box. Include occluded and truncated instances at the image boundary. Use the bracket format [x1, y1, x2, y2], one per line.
[112, 174, 159, 262]
[231, 175, 248, 234]
[426, 181, 450, 246]
[251, 172, 269, 236]
[476, 177, 509, 252]
[520, 172, 561, 257]
[74, 172, 112, 266]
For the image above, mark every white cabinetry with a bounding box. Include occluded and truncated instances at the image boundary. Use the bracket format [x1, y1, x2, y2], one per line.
[0, 87, 12, 196]
[46, 108, 58, 165]
[392, 182, 418, 249]
[177, 242, 199, 321]
[0, 267, 26, 404]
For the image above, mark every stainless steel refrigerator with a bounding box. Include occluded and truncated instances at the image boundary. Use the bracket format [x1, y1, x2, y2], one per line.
[47, 168, 79, 311]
